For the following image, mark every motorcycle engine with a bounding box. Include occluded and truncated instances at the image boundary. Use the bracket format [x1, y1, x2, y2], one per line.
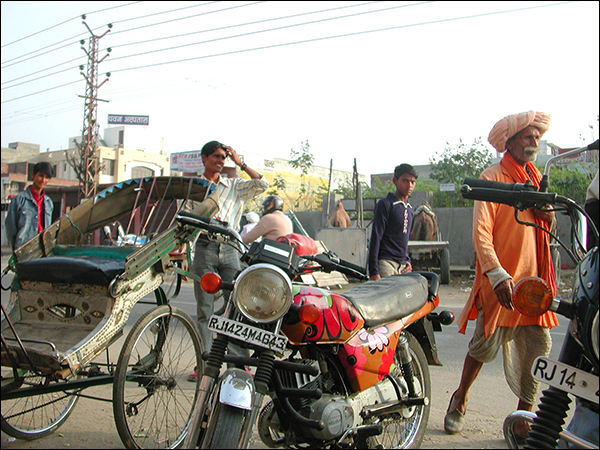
[304, 395, 354, 441]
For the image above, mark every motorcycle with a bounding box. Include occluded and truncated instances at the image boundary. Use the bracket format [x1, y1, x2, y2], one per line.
[460, 139, 599, 449]
[176, 212, 455, 449]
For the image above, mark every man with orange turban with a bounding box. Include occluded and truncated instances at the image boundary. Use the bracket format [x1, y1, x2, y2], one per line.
[444, 111, 558, 441]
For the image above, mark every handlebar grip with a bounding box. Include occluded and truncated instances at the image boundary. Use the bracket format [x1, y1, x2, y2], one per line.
[308, 253, 368, 281]
[335, 256, 367, 277]
[462, 177, 537, 192]
[461, 177, 557, 209]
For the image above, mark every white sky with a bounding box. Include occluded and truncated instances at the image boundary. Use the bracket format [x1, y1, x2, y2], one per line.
[1, 1, 599, 179]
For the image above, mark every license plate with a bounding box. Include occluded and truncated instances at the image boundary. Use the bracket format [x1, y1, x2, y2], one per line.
[208, 316, 287, 354]
[531, 356, 599, 404]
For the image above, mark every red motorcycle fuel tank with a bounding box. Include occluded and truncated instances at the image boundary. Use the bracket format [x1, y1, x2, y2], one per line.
[282, 285, 364, 345]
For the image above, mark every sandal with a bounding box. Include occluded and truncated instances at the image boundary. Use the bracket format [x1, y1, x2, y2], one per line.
[187, 366, 198, 382]
[444, 391, 466, 434]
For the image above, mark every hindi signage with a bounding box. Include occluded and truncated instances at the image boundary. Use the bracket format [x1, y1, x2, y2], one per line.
[439, 183, 456, 192]
[108, 115, 149, 126]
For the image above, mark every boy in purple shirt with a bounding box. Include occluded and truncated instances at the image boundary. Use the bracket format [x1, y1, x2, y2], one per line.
[368, 164, 418, 280]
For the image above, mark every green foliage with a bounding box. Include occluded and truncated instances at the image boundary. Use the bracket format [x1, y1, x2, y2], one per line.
[545, 163, 596, 205]
[414, 178, 439, 192]
[428, 137, 493, 208]
[332, 174, 378, 199]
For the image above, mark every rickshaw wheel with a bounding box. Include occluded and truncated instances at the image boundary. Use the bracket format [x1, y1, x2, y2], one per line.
[0, 368, 80, 440]
[113, 305, 203, 449]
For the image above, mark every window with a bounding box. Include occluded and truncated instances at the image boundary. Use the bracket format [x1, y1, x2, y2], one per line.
[103, 159, 116, 176]
[131, 166, 153, 178]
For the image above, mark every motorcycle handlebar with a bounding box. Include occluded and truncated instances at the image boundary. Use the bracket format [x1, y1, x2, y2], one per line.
[175, 211, 234, 238]
[461, 177, 565, 209]
[304, 253, 369, 281]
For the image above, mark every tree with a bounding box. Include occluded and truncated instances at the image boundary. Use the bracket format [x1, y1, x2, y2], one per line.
[65, 144, 105, 194]
[428, 138, 493, 207]
[546, 162, 596, 205]
[264, 140, 326, 211]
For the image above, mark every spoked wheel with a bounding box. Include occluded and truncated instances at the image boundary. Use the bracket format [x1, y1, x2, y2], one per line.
[366, 332, 431, 449]
[113, 305, 203, 449]
[1, 367, 80, 440]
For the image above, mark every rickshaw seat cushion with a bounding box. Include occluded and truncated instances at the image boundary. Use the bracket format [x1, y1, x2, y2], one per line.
[16, 256, 126, 286]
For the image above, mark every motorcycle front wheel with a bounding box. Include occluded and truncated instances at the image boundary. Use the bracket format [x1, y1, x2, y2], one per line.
[203, 401, 250, 448]
[367, 331, 431, 449]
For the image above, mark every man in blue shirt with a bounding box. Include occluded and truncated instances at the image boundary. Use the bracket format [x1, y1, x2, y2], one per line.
[368, 163, 418, 280]
[5, 162, 54, 251]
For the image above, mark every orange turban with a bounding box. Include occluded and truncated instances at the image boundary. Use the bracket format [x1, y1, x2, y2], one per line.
[488, 111, 551, 153]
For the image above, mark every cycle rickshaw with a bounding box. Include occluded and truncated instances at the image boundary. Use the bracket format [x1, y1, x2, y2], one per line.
[1, 176, 219, 449]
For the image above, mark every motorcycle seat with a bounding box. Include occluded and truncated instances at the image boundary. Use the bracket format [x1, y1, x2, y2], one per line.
[342, 273, 429, 328]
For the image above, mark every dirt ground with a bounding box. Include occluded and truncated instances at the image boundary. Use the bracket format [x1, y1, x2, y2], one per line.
[1, 269, 576, 449]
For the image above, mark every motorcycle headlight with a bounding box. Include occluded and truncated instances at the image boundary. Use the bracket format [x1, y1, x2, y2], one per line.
[233, 263, 292, 323]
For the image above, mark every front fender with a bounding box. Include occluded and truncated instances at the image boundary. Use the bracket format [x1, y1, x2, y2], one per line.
[218, 368, 255, 410]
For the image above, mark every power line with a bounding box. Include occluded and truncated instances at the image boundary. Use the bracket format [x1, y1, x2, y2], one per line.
[0, 1, 219, 67]
[109, 1, 220, 26]
[0, 1, 577, 111]
[2, 1, 384, 89]
[106, 1, 575, 75]
[107, 2, 426, 63]
[0, 1, 142, 49]
[102, 1, 383, 51]
[2, 80, 81, 104]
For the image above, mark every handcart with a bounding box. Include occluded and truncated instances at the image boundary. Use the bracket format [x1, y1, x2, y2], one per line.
[1, 176, 219, 449]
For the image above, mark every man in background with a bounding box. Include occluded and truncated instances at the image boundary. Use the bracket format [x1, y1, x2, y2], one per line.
[241, 195, 293, 245]
[368, 163, 418, 280]
[5, 162, 54, 251]
[188, 141, 268, 381]
[240, 211, 260, 241]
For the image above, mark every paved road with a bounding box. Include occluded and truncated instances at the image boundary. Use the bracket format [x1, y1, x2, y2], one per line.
[1, 251, 574, 449]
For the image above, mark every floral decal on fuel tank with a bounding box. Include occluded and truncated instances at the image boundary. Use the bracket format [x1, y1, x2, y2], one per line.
[340, 325, 400, 391]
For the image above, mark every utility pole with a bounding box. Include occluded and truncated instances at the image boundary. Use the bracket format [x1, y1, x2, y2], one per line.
[77, 18, 111, 200]
[353, 158, 363, 228]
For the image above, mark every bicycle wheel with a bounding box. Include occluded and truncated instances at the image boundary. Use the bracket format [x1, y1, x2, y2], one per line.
[1, 367, 80, 440]
[113, 305, 203, 449]
[162, 260, 182, 300]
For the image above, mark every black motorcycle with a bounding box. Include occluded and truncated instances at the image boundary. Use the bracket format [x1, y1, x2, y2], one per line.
[460, 139, 599, 449]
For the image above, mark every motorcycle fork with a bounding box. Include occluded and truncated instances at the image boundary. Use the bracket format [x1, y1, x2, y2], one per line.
[237, 351, 276, 448]
[182, 333, 228, 449]
[396, 333, 416, 397]
[525, 332, 580, 449]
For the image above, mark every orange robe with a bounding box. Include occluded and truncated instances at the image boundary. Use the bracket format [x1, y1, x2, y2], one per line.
[457, 155, 558, 338]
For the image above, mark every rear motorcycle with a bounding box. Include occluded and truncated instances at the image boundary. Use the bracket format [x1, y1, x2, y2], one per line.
[177, 213, 454, 449]
[461, 139, 599, 449]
